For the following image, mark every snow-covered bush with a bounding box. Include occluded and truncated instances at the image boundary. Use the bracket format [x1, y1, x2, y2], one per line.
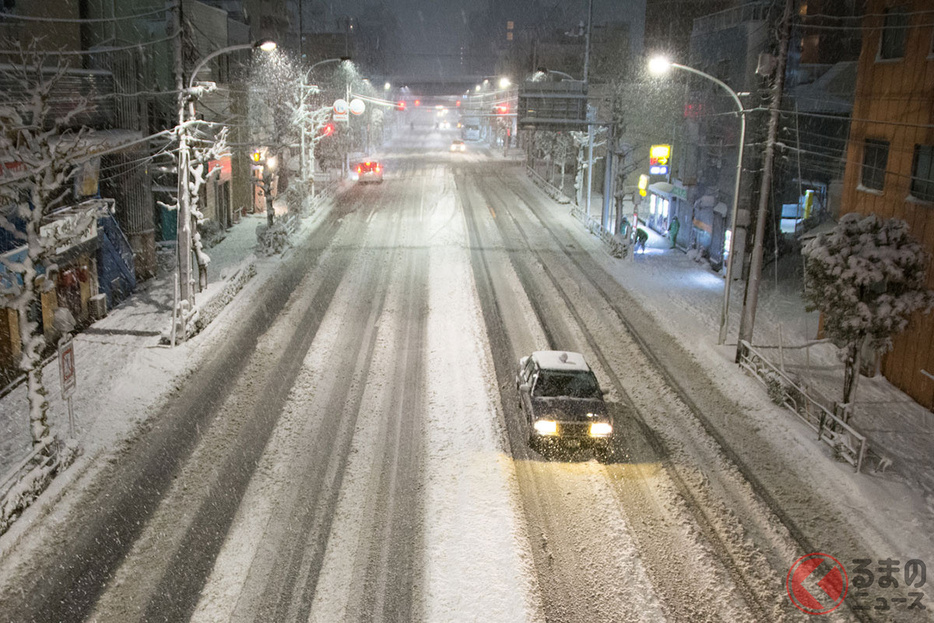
[198, 219, 227, 249]
[802, 213, 934, 411]
[256, 221, 292, 256]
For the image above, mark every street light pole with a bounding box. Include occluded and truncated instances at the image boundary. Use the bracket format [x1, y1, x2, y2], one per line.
[299, 57, 346, 200]
[649, 58, 747, 345]
[175, 40, 276, 337]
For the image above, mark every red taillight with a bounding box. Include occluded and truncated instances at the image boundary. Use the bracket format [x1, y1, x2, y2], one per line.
[357, 166, 362, 173]
[375, 166, 380, 172]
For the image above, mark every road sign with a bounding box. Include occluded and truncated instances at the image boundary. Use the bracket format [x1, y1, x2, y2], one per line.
[349, 98, 365, 115]
[59, 336, 76, 400]
[517, 81, 588, 130]
[333, 99, 349, 123]
[59, 334, 78, 438]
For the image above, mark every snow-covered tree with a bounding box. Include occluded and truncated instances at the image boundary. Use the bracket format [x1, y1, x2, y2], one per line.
[802, 213, 934, 414]
[0, 46, 104, 446]
[187, 123, 229, 290]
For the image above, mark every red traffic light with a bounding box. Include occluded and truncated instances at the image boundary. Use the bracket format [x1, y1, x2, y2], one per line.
[396, 100, 406, 111]
[455, 100, 461, 107]
[321, 123, 334, 136]
[414, 99, 420, 107]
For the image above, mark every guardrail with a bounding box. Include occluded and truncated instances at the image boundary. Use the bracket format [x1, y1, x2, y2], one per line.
[0, 436, 78, 536]
[737, 340, 868, 472]
[525, 165, 629, 259]
[569, 206, 629, 259]
[526, 165, 571, 205]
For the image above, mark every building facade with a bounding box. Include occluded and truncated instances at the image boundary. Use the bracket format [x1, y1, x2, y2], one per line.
[840, 0, 934, 407]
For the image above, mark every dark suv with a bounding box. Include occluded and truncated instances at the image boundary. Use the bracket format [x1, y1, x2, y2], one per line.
[516, 351, 612, 459]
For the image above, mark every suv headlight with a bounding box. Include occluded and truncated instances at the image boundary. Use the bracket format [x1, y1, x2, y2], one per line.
[589, 422, 612, 437]
[534, 420, 558, 435]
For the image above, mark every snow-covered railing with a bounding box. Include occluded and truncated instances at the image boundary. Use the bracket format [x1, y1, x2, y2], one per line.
[737, 340, 868, 473]
[569, 205, 629, 259]
[0, 436, 78, 536]
[526, 165, 571, 205]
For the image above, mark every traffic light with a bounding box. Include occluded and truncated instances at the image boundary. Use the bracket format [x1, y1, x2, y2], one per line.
[321, 123, 335, 136]
[414, 99, 420, 107]
[396, 101, 406, 111]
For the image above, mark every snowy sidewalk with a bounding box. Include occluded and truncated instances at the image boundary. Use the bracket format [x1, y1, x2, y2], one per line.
[561, 191, 934, 496]
[0, 211, 273, 477]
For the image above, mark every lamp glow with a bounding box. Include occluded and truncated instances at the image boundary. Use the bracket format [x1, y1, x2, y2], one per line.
[648, 56, 672, 76]
[258, 40, 278, 52]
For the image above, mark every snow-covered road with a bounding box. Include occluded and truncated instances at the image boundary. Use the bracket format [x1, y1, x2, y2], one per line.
[0, 129, 924, 622]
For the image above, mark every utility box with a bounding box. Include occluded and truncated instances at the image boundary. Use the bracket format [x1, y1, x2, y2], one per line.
[89, 293, 107, 321]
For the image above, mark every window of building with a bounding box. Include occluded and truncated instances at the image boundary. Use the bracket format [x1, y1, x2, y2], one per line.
[879, 6, 909, 60]
[861, 138, 889, 190]
[911, 145, 934, 202]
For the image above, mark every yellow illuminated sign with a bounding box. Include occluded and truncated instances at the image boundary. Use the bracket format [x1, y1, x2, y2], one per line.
[638, 174, 648, 197]
[649, 144, 671, 176]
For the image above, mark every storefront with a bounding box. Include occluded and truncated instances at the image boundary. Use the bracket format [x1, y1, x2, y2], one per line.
[647, 181, 688, 240]
[690, 194, 729, 265]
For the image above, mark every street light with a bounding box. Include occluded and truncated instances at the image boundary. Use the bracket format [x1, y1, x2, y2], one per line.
[498, 77, 511, 89]
[175, 39, 277, 336]
[299, 57, 352, 199]
[648, 55, 747, 346]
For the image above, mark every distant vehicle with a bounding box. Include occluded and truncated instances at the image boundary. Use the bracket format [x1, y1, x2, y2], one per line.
[516, 350, 612, 459]
[462, 119, 480, 141]
[450, 139, 466, 152]
[355, 161, 383, 183]
[439, 121, 451, 130]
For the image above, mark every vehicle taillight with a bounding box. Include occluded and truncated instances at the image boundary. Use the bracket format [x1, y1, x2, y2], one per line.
[357, 166, 362, 174]
[375, 165, 380, 172]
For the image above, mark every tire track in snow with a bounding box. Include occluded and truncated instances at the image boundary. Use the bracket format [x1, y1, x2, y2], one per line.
[492, 165, 868, 622]
[0, 196, 356, 623]
[457, 168, 671, 623]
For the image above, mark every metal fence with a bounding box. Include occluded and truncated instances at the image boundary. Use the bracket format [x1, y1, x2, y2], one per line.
[737, 340, 869, 472]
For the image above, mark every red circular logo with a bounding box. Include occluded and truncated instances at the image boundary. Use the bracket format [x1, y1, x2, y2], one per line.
[786, 553, 848, 615]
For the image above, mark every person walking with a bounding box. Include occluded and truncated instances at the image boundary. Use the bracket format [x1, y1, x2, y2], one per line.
[668, 216, 680, 249]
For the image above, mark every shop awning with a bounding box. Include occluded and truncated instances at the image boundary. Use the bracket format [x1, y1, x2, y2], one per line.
[649, 182, 688, 200]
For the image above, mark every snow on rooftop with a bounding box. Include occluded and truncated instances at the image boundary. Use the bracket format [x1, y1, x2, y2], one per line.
[531, 350, 590, 371]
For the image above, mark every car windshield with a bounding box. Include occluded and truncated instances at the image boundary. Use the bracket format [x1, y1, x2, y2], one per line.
[533, 371, 601, 399]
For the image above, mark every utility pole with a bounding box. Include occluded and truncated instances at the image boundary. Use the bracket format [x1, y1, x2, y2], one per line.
[583, 0, 594, 220]
[173, 0, 194, 311]
[736, 0, 795, 358]
[299, 75, 309, 201]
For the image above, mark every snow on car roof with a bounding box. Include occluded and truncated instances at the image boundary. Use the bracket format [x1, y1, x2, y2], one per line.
[531, 350, 590, 372]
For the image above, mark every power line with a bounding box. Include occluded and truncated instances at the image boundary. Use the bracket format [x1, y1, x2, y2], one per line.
[0, 31, 180, 56]
[0, 5, 175, 24]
